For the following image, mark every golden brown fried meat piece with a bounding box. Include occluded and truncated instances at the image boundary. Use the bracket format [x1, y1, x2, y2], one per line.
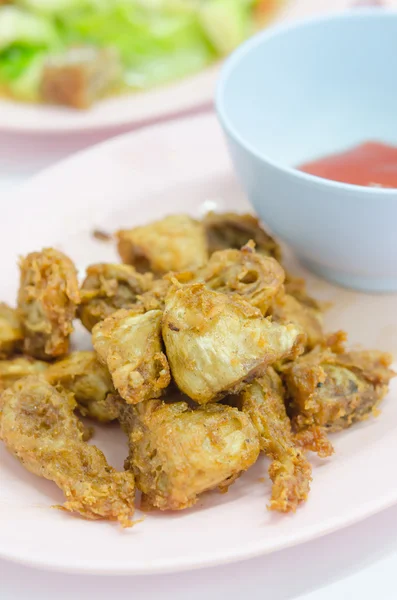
[162, 283, 305, 404]
[78, 263, 153, 332]
[0, 376, 135, 526]
[0, 303, 23, 358]
[18, 248, 80, 360]
[93, 309, 170, 404]
[117, 215, 208, 275]
[242, 369, 312, 512]
[120, 398, 260, 511]
[175, 242, 285, 315]
[139, 278, 171, 312]
[293, 425, 334, 459]
[0, 356, 48, 392]
[270, 293, 324, 350]
[46, 351, 119, 422]
[203, 212, 281, 261]
[284, 347, 395, 432]
[284, 275, 323, 312]
[41, 47, 121, 109]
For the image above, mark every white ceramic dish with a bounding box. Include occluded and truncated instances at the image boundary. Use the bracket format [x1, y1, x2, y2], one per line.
[0, 114, 396, 575]
[0, 0, 354, 134]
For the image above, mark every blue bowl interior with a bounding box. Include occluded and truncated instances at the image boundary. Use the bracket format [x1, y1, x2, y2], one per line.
[219, 11, 397, 167]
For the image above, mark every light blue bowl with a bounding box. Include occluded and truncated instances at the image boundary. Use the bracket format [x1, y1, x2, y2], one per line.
[216, 9, 397, 293]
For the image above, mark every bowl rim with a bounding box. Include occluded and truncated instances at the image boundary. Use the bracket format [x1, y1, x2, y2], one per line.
[216, 7, 397, 198]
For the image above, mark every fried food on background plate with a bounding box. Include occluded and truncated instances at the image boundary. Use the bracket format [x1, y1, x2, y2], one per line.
[17, 248, 80, 360]
[270, 293, 324, 350]
[0, 376, 135, 526]
[0, 356, 48, 392]
[41, 47, 121, 110]
[117, 214, 208, 275]
[93, 308, 170, 404]
[162, 282, 305, 404]
[283, 346, 395, 432]
[46, 351, 119, 422]
[175, 241, 285, 315]
[119, 398, 260, 511]
[241, 368, 313, 512]
[78, 263, 153, 332]
[0, 303, 23, 358]
[203, 211, 281, 261]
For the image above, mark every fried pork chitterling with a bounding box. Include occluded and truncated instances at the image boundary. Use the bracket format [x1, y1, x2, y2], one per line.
[119, 398, 260, 511]
[162, 282, 305, 404]
[117, 214, 208, 275]
[46, 351, 120, 422]
[283, 347, 395, 432]
[0, 376, 135, 526]
[93, 308, 170, 404]
[0, 303, 23, 358]
[18, 248, 80, 360]
[242, 369, 312, 512]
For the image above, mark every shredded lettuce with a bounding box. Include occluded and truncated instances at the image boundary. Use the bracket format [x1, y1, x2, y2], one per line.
[0, 45, 46, 100]
[0, 0, 279, 100]
[0, 6, 59, 99]
[0, 6, 59, 51]
[55, 2, 216, 88]
[199, 0, 254, 56]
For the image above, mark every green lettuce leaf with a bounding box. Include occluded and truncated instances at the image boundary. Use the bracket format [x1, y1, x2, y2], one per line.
[1, 0, 266, 99]
[198, 0, 255, 56]
[0, 6, 59, 51]
[58, 3, 215, 88]
[0, 45, 45, 100]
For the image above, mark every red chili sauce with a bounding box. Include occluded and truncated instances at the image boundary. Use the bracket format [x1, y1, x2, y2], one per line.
[298, 142, 397, 188]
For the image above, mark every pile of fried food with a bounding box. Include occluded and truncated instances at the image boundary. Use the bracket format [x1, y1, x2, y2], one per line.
[0, 212, 395, 528]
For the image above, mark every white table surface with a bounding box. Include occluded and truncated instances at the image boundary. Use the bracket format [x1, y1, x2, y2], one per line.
[1, 117, 396, 600]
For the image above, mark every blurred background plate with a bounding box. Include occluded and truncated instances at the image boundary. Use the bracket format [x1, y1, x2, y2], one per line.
[0, 0, 358, 134]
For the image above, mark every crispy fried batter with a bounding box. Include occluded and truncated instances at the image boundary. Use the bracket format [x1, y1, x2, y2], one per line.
[242, 369, 312, 512]
[0, 303, 23, 358]
[93, 309, 170, 404]
[325, 330, 348, 354]
[270, 293, 324, 350]
[294, 426, 334, 459]
[203, 212, 281, 261]
[284, 274, 324, 312]
[138, 277, 171, 312]
[284, 346, 395, 432]
[119, 398, 260, 511]
[46, 351, 119, 422]
[18, 248, 80, 360]
[162, 282, 305, 404]
[0, 376, 135, 526]
[117, 215, 208, 275]
[203, 213, 323, 313]
[175, 242, 285, 315]
[78, 263, 153, 332]
[0, 356, 48, 392]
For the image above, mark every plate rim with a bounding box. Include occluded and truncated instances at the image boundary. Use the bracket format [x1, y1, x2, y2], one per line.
[0, 70, 217, 135]
[0, 491, 396, 576]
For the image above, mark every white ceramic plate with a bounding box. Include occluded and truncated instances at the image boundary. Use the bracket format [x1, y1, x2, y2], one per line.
[0, 114, 396, 575]
[0, 0, 356, 134]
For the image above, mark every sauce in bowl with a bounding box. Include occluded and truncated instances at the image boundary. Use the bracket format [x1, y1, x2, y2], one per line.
[299, 142, 397, 188]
